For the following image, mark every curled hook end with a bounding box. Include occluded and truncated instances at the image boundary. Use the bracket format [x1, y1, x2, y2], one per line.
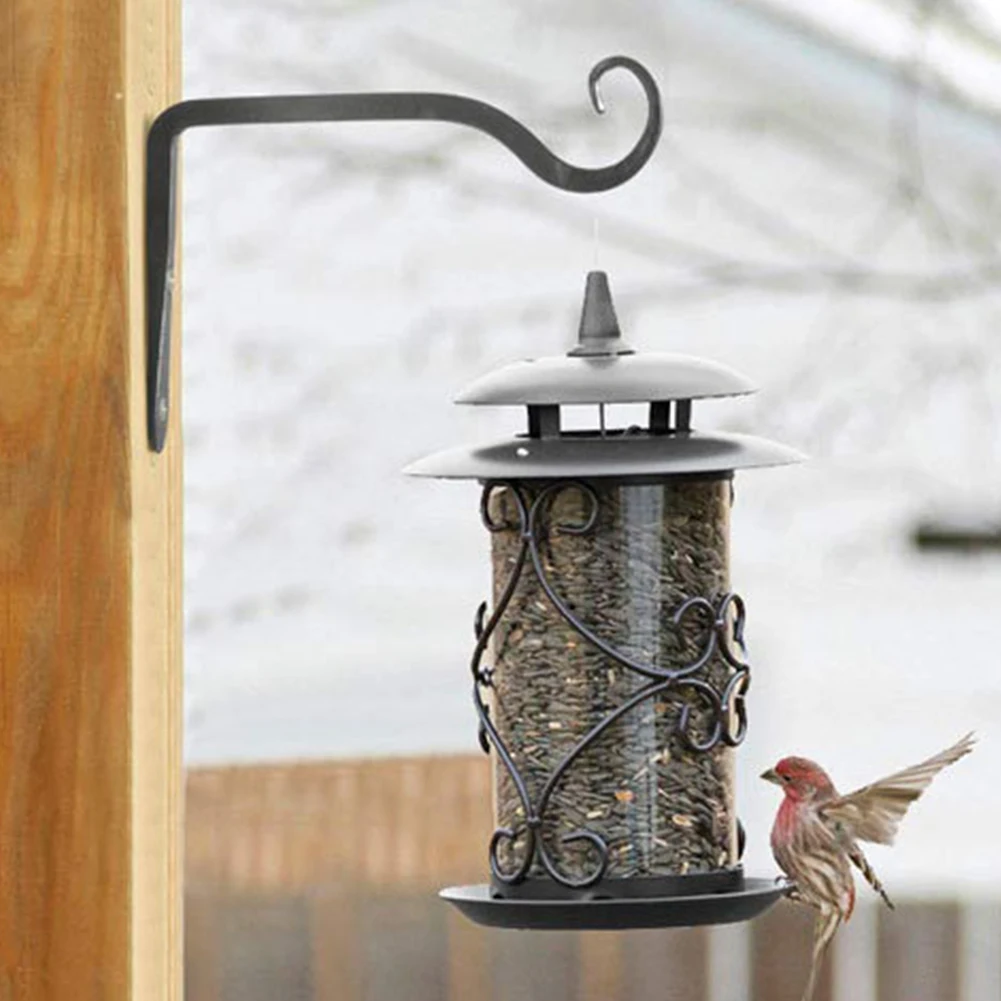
[588, 54, 660, 121]
[588, 69, 607, 115]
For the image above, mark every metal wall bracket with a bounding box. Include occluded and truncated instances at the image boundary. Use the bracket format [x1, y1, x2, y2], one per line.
[144, 55, 662, 451]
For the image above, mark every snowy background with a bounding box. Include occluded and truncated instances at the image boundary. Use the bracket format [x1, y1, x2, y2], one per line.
[180, 0, 1001, 895]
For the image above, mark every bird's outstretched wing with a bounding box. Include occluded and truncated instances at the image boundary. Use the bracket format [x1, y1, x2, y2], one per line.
[819, 733, 975, 845]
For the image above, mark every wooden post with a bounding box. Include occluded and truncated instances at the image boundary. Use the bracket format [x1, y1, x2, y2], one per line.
[0, 1, 181, 999]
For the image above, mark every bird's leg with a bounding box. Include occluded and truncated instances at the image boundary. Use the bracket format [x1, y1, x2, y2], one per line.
[784, 884, 809, 905]
[801, 909, 841, 1001]
[777, 879, 816, 910]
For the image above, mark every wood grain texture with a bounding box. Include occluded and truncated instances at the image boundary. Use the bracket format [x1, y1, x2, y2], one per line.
[0, 0, 180, 998]
[186, 756, 494, 892]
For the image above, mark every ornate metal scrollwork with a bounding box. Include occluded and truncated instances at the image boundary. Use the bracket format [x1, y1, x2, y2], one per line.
[472, 479, 751, 890]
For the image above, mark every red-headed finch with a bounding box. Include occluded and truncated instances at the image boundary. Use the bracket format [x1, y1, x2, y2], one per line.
[761, 732, 975, 1001]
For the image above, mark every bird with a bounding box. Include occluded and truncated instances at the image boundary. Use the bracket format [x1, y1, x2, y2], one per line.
[761, 732, 975, 1001]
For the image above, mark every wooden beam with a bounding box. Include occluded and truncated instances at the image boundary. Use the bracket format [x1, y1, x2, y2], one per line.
[0, 1, 181, 999]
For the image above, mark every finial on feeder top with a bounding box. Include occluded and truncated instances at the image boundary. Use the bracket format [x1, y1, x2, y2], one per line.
[568, 271, 635, 357]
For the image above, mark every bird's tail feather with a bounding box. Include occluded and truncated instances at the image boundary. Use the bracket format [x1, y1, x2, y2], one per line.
[802, 910, 841, 1001]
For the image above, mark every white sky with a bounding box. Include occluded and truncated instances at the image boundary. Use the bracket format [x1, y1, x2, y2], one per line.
[751, 0, 1001, 118]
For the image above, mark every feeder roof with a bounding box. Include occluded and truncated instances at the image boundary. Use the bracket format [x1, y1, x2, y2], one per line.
[456, 352, 755, 406]
[456, 271, 756, 406]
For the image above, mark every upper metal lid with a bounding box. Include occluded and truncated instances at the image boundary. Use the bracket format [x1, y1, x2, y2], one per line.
[456, 353, 755, 406]
[406, 271, 803, 481]
[456, 271, 755, 406]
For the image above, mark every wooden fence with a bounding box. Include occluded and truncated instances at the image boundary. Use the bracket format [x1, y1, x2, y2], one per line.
[185, 756, 998, 1001]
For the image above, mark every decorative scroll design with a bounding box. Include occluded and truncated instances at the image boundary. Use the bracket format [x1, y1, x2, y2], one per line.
[472, 480, 751, 890]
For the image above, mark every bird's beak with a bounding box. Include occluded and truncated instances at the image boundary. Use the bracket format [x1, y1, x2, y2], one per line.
[760, 767, 781, 785]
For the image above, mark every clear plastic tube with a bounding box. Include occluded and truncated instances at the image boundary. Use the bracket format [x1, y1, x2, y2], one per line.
[487, 477, 736, 885]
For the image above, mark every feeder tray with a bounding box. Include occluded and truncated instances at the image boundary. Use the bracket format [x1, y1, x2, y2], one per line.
[409, 271, 803, 929]
[441, 878, 788, 931]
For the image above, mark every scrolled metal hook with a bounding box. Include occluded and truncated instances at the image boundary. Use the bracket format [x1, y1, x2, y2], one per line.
[145, 57, 663, 451]
[588, 55, 657, 125]
[588, 64, 609, 114]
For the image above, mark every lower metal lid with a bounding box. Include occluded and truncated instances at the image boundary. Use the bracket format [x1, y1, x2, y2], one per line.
[441, 877, 789, 931]
[404, 430, 805, 480]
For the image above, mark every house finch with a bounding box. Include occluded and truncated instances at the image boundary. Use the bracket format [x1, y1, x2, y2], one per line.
[761, 732, 975, 1001]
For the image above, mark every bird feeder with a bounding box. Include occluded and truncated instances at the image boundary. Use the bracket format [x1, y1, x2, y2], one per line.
[139, 49, 800, 932]
[407, 271, 802, 929]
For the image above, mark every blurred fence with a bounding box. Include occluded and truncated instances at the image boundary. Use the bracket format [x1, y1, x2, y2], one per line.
[185, 755, 999, 1001]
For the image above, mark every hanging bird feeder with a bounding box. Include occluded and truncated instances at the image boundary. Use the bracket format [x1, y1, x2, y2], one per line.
[407, 271, 803, 929]
[141, 49, 802, 933]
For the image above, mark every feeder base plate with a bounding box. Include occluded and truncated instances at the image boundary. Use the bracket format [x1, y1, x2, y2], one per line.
[440, 878, 787, 930]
